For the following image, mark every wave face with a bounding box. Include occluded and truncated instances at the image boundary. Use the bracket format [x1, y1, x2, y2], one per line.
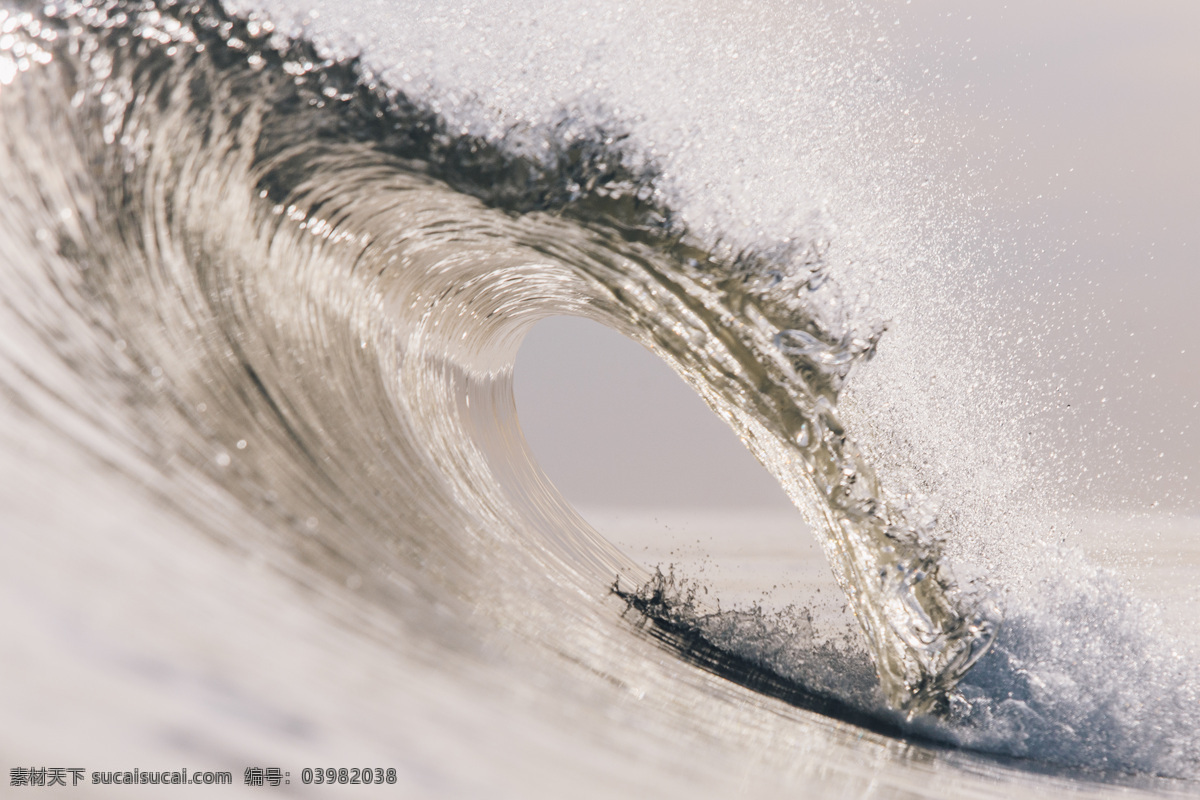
[1, 0, 1197, 792]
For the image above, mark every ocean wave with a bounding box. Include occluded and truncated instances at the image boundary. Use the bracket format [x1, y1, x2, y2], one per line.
[1, 0, 1196, 789]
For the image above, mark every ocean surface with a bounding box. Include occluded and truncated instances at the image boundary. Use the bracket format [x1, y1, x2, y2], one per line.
[1, 0, 1197, 796]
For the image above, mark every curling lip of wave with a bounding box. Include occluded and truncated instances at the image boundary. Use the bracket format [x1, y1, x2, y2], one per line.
[2, 0, 1030, 744]
[6, 0, 1200, 783]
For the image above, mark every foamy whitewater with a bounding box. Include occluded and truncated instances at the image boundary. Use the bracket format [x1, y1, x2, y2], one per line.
[1, 0, 1197, 797]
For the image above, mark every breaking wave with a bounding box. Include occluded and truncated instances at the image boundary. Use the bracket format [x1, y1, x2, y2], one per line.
[0, 0, 1196, 791]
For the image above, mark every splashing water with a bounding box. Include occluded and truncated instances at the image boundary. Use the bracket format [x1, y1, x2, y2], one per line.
[1, 0, 1197, 795]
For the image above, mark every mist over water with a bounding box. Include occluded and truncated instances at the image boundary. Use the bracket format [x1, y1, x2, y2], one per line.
[1, 0, 1197, 796]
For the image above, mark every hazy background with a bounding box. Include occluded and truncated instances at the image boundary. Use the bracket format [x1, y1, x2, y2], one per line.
[516, 2, 1198, 532]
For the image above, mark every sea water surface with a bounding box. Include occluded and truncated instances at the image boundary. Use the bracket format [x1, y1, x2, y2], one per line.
[1, 0, 1197, 797]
